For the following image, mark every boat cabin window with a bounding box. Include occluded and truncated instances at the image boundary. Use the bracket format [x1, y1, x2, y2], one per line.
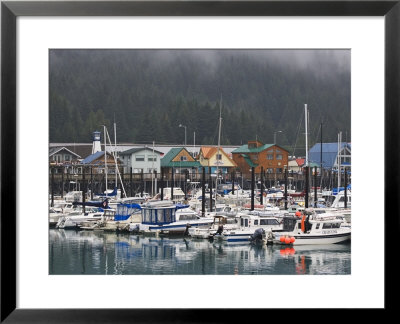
[322, 222, 341, 229]
[316, 223, 320, 229]
[254, 220, 259, 225]
[142, 208, 176, 224]
[282, 217, 297, 232]
[260, 219, 280, 226]
[179, 214, 199, 221]
[240, 218, 249, 227]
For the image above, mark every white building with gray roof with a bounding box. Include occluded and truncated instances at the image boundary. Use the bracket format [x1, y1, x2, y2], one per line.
[119, 147, 164, 174]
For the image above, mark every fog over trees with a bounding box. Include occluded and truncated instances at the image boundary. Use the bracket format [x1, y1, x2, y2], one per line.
[50, 49, 350, 154]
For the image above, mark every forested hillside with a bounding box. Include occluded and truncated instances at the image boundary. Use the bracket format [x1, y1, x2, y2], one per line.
[49, 49, 350, 155]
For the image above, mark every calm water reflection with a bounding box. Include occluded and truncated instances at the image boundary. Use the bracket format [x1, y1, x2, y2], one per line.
[49, 229, 351, 275]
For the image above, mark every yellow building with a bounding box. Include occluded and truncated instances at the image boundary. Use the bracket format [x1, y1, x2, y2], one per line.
[198, 146, 237, 174]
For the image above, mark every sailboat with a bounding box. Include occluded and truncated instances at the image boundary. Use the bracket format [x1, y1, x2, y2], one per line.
[270, 104, 351, 245]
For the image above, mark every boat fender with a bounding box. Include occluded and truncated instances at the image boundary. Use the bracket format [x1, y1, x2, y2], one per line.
[285, 237, 291, 244]
[290, 237, 295, 243]
[279, 236, 285, 243]
[301, 215, 306, 232]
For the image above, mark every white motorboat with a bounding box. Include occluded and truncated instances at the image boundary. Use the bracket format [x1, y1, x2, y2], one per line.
[273, 208, 351, 245]
[215, 213, 283, 243]
[56, 207, 107, 229]
[188, 215, 239, 239]
[129, 200, 214, 235]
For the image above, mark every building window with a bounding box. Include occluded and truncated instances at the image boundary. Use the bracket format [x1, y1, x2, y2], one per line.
[267, 154, 273, 160]
[276, 168, 283, 173]
[136, 155, 145, 161]
[180, 156, 187, 161]
[267, 168, 273, 174]
[64, 154, 70, 161]
[216, 154, 222, 160]
[276, 154, 283, 160]
[148, 155, 157, 162]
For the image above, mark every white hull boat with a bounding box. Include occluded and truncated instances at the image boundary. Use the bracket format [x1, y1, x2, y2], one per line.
[129, 200, 214, 235]
[273, 208, 351, 246]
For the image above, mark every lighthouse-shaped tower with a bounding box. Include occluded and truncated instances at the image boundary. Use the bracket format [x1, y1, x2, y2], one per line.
[91, 131, 102, 154]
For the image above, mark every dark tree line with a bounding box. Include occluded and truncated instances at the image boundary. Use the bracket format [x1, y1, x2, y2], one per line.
[49, 49, 351, 154]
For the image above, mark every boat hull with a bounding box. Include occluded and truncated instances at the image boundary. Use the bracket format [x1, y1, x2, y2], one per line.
[275, 231, 351, 245]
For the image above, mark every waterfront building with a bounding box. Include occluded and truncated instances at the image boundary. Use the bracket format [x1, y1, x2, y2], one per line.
[119, 147, 163, 174]
[197, 146, 237, 174]
[288, 158, 304, 174]
[160, 147, 201, 175]
[49, 147, 81, 165]
[308, 142, 351, 170]
[80, 151, 122, 174]
[231, 140, 289, 176]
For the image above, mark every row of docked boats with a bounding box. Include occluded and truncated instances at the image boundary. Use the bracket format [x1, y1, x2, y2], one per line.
[49, 188, 351, 246]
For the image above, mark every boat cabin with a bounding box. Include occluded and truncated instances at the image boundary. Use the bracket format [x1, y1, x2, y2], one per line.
[239, 214, 281, 230]
[141, 202, 177, 225]
[282, 214, 344, 234]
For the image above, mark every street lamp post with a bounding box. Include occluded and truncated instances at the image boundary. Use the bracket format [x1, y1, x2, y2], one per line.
[274, 130, 283, 144]
[273, 130, 283, 187]
[179, 124, 187, 146]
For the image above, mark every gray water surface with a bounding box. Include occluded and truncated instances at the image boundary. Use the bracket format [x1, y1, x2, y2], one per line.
[49, 229, 351, 275]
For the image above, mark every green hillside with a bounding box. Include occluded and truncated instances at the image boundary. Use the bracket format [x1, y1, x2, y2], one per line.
[49, 49, 351, 155]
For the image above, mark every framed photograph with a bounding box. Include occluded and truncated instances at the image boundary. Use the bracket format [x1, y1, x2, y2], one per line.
[1, 0, 397, 321]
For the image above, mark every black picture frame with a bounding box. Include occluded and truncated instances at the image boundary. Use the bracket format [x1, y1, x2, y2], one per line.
[1, 0, 397, 322]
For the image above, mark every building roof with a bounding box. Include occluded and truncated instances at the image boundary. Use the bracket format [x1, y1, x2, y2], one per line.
[49, 146, 81, 158]
[232, 143, 274, 154]
[200, 147, 216, 159]
[199, 146, 237, 166]
[119, 147, 164, 156]
[309, 142, 351, 169]
[161, 148, 201, 168]
[81, 151, 105, 164]
[241, 154, 258, 168]
[296, 158, 305, 167]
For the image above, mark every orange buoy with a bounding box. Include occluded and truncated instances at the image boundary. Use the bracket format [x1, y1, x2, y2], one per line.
[285, 237, 291, 244]
[290, 237, 295, 243]
[295, 211, 301, 217]
[280, 236, 285, 242]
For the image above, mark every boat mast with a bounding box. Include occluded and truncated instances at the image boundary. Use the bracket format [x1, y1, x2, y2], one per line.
[103, 125, 108, 198]
[304, 104, 309, 207]
[105, 127, 127, 198]
[114, 120, 117, 188]
[216, 96, 222, 193]
[151, 140, 155, 197]
[338, 131, 342, 191]
[305, 104, 308, 167]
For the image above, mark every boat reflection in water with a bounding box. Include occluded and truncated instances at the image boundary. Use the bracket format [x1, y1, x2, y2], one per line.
[49, 229, 351, 275]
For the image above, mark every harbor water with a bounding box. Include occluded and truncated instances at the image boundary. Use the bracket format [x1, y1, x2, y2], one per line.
[49, 229, 351, 275]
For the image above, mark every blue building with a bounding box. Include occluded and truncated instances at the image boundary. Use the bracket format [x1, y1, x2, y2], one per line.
[308, 142, 351, 170]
